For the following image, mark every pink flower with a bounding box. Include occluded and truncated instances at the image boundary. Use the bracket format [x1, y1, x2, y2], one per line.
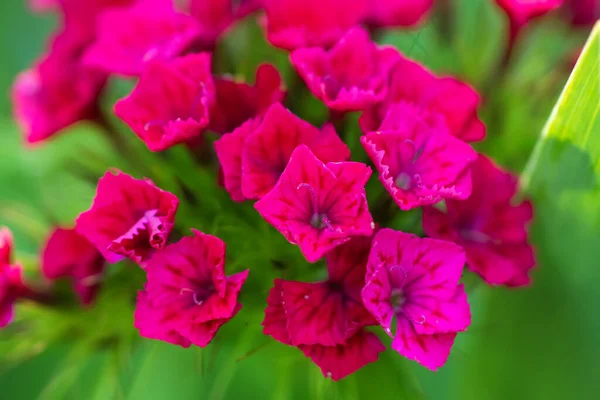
[364, 0, 433, 28]
[495, 0, 563, 33]
[0, 227, 12, 266]
[214, 103, 349, 201]
[42, 228, 106, 305]
[361, 229, 471, 370]
[134, 230, 249, 347]
[210, 64, 286, 135]
[262, 0, 367, 50]
[565, 0, 600, 26]
[360, 56, 486, 143]
[0, 228, 26, 328]
[76, 171, 179, 265]
[263, 236, 375, 346]
[115, 53, 215, 151]
[290, 27, 401, 112]
[12, 30, 106, 144]
[255, 145, 373, 262]
[187, 0, 263, 47]
[361, 105, 477, 211]
[83, 5, 203, 77]
[423, 155, 535, 287]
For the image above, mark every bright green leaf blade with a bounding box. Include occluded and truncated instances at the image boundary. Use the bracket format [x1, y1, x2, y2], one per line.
[454, 23, 600, 400]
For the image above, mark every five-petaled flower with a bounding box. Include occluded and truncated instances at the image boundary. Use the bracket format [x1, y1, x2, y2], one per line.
[255, 145, 374, 262]
[115, 53, 215, 151]
[362, 229, 471, 370]
[362, 104, 477, 210]
[134, 230, 249, 347]
[215, 103, 349, 202]
[423, 155, 536, 287]
[76, 171, 179, 266]
[360, 56, 486, 143]
[42, 228, 106, 305]
[290, 27, 401, 111]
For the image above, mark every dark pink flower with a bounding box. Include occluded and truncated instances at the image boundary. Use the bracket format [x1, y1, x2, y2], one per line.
[290, 27, 401, 111]
[82, 5, 203, 76]
[0, 228, 12, 266]
[495, 0, 562, 33]
[76, 171, 179, 265]
[263, 236, 375, 346]
[423, 155, 535, 287]
[360, 57, 486, 143]
[364, 0, 433, 28]
[12, 30, 106, 144]
[255, 145, 373, 262]
[262, 0, 367, 50]
[0, 228, 26, 328]
[361, 105, 477, 211]
[42, 228, 106, 305]
[362, 229, 471, 370]
[115, 53, 215, 151]
[134, 230, 248, 347]
[210, 64, 286, 135]
[565, 0, 600, 26]
[215, 103, 349, 202]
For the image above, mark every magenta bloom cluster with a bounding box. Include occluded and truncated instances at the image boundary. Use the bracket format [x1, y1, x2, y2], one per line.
[7, 0, 540, 382]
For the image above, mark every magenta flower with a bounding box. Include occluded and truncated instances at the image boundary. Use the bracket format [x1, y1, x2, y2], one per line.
[362, 229, 471, 370]
[76, 171, 179, 265]
[42, 228, 106, 305]
[262, 0, 367, 51]
[210, 64, 286, 135]
[12, 30, 106, 144]
[0, 228, 12, 266]
[423, 155, 536, 287]
[115, 53, 215, 151]
[215, 103, 349, 202]
[134, 230, 249, 347]
[290, 27, 401, 112]
[263, 236, 375, 346]
[360, 56, 486, 143]
[566, 0, 600, 26]
[364, 0, 433, 28]
[82, 5, 202, 76]
[263, 278, 385, 380]
[0, 228, 26, 328]
[495, 0, 563, 35]
[361, 106, 477, 211]
[255, 145, 373, 262]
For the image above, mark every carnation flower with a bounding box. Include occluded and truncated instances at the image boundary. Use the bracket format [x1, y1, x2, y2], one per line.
[364, 0, 433, 28]
[262, 0, 367, 50]
[290, 27, 401, 111]
[115, 53, 215, 151]
[362, 229, 471, 370]
[134, 230, 249, 347]
[360, 56, 486, 143]
[361, 105, 477, 210]
[76, 171, 179, 265]
[42, 228, 106, 305]
[422, 155, 536, 287]
[255, 145, 373, 262]
[215, 103, 349, 201]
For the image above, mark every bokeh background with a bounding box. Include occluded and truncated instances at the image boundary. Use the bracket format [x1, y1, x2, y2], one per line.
[1, 0, 599, 399]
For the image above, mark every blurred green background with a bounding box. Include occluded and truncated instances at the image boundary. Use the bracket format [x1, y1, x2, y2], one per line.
[1, 0, 599, 399]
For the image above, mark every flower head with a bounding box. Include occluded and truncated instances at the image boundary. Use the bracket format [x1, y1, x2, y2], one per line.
[83, 5, 202, 76]
[134, 230, 249, 347]
[0, 228, 26, 328]
[364, 0, 433, 28]
[255, 145, 373, 262]
[115, 53, 215, 151]
[361, 229, 471, 370]
[12, 30, 106, 144]
[361, 105, 477, 210]
[360, 56, 485, 143]
[423, 155, 535, 287]
[566, 0, 600, 26]
[495, 0, 563, 32]
[210, 64, 286, 135]
[76, 171, 179, 265]
[215, 103, 349, 201]
[290, 27, 401, 111]
[262, 0, 367, 50]
[42, 228, 106, 305]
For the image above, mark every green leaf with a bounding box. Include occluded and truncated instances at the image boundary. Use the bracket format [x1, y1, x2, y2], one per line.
[453, 23, 600, 400]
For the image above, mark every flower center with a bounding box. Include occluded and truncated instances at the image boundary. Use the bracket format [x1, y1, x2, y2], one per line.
[310, 213, 328, 229]
[395, 172, 412, 190]
[390, 288, 405, 312]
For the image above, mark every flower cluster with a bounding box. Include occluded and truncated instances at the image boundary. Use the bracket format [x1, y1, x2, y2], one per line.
[10, 0, 541, 383]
